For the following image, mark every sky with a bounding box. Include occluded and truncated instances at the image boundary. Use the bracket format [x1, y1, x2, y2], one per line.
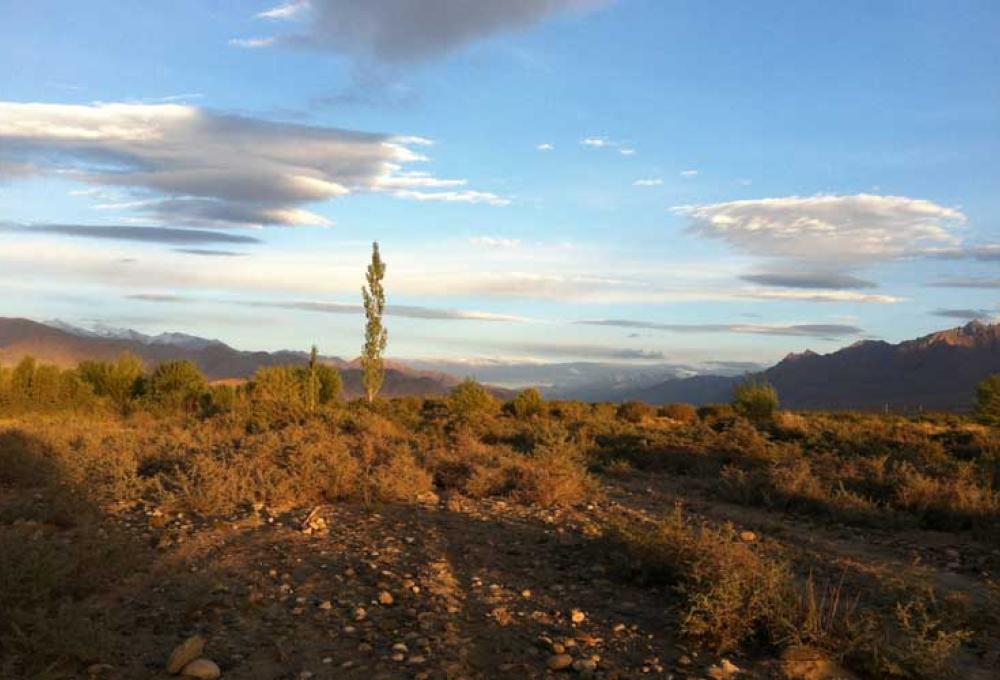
[1, 0, 998, 369]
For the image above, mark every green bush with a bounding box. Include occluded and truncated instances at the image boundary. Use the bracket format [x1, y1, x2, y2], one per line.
[148, 360, 207, 413]
[732, 380, 779, 424]
[975, 374, 1000, 425]
[508, 387, 544, 419]
[77, 353, 146, 414]
[449, 378, 499, 420]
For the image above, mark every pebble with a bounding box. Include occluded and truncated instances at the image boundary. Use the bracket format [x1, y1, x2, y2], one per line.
[570, 609, 586, 624]
[167, 635, 206, 674]
[179, 658, 221, 680]
[548, 654, 574, 671]
[739, 531, 757, 542]
[378, 591, 395, 606]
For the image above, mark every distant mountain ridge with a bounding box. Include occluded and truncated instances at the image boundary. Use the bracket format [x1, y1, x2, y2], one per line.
[0, 317, 462, 399]
[3, 317, 999, 410]
[627, 321, 1000, 412]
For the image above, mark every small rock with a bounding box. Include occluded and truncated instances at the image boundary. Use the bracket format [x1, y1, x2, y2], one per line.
[570, 609, 586, 624]
[167, 635, 206, 674]
[739, 531, 757, 543]
[707, 658, 741, 680]
[180, 658, 220, 680]
[378, 591, 395, 606]
[318, 600, 332, 610]
[548, 654, 574, 671]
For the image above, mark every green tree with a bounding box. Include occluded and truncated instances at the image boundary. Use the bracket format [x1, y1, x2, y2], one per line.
[449, 378, 499, 420]
[975, 374, 1000, 424]
[148, 360, 207, 413]
[732, 379, 779, 424]
[361, 241, 388, 404]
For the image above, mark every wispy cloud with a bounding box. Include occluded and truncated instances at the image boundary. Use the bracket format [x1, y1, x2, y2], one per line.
[228, 37, 277, 49]
[576, 319, 864, 338]
[740, 272, 877, 290]
[931, 308, 996, 320]
[469, 236, 521, 249]
[241, 299, 528, 322]
[923, 244, 1000, 261]
[173, 248, 249, 257]
[742, 289, 902, 304]
[3, 223, 262, 245]
[257, 0, 311, 20]
[633, 178, 663, 187]
[929, 277, 1000, 288]
[680, 169, 699, 177]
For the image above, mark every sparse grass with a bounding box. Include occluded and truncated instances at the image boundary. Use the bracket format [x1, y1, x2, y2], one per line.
[0, 392, 996, 677]
[605, 507, 973, 678]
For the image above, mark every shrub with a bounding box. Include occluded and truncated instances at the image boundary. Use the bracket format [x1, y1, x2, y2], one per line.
[659, 402, 698, 423]
[617, 400, 654, 423]
[975, 374, 1000, 424]
[77, 353, 146, 414]
[509, 387, 544, 419]
[148, 360, 207, 413]
[697, 403, 736, 423]
[607, 507, 795, 651]
[449, 378, 499, 420]
[733, 380, 779, 424]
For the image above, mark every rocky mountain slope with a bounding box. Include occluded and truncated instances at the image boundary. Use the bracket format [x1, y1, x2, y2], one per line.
[627, 321, 1000, 411]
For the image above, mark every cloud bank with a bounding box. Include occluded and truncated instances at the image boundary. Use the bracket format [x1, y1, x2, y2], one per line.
[679, 194, 966, 262]
[0, 102, 501, 227]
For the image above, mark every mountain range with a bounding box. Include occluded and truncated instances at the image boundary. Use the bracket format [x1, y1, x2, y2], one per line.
[2, 317, 998, 411]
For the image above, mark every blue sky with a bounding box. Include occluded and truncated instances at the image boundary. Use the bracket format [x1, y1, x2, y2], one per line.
[1, 0, 998, 368]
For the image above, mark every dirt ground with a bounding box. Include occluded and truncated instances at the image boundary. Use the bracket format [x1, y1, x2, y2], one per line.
[4, 469, 1000, 679]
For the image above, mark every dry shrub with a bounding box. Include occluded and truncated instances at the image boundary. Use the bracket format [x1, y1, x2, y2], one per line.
[607, 506, 795, 651]
[0, 515, 134, 677]
[371, 449, 434, 502]
[658, 402, 698, 423]
[513, 446, 595, 507]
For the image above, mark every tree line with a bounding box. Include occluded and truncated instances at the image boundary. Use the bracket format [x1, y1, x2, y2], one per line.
[0, 242, 389, 418]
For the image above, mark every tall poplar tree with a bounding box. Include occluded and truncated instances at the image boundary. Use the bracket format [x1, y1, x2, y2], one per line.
[361, 241, 387, 403]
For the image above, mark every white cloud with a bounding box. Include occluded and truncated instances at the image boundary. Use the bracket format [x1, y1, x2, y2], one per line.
[742, 288, 903, 304]
[392, 189, 510, 206]
[469, 236, 522, 249]
[633, 178, 663, 187]
[581, 136, 611, 147]
[678, 193, 966, 263]
[0, 101, 504, 226]
[257, 0, 311, 20]
[536, 143, 554, 151]
[680, 169, 699, 177]
[257, 0, 610, 63]
[228, 37, 276, 49]
[619, 147, 636, 156]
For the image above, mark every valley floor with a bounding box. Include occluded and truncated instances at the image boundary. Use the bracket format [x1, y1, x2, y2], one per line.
[3, 469, 999, 679]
